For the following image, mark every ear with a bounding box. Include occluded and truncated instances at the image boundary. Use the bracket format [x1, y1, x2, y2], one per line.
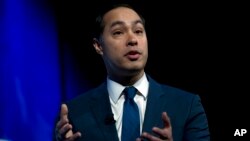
[93, 38, 103, 55]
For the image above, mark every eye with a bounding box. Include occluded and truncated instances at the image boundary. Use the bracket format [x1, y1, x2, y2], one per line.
[135, 29, 143, 34]
[113, 31, 123, 36]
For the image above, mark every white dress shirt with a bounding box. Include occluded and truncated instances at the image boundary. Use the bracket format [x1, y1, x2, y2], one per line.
[107, 73, 149, 141]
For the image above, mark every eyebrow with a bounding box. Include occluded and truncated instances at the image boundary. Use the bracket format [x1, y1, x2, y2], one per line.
[110, 19, 144, 28]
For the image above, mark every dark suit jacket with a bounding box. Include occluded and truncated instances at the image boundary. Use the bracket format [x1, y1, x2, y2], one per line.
[66, 76, 210, 141]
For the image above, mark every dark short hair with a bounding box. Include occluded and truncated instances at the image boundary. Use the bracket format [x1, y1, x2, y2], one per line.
[92, 3, 145, 40]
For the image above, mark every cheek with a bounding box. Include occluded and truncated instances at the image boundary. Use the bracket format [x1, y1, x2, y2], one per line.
[103, 45, 123, 61]
[142, 38, 148, 47]
[104, 40, 124, 54]
[140, 40, 148, 53]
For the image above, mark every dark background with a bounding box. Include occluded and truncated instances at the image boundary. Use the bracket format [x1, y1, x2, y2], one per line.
[53, 0, 249, 140]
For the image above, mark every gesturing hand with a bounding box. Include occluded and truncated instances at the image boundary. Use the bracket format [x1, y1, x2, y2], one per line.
[55, 104, 81, 141]
[136, 112, 173, 141]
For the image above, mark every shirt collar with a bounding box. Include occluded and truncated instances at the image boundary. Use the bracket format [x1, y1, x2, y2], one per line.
[107, 73, 149, 103]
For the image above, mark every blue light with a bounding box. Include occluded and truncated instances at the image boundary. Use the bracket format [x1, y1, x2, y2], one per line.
[0, 0, 61, 140]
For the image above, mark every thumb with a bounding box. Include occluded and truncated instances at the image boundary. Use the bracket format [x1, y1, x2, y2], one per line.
[162, 112, 171, 128]
[60, 104, 68, 119]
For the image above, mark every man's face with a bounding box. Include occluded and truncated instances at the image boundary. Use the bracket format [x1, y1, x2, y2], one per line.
[96, 7, 148, 77]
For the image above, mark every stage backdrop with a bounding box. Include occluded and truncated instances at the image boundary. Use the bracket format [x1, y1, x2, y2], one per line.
[0, 0, 66, 140]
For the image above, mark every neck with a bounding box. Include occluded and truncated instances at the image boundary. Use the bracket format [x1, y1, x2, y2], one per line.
[108, 71, 144, 86]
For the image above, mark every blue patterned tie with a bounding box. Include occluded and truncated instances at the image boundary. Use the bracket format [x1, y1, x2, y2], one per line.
[121, 86, 140, 141]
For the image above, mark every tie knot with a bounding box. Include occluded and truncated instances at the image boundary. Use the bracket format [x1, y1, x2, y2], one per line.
[124, 86, 137, 100]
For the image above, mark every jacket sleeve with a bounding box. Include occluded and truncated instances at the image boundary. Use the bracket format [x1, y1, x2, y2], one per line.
[184, 95, 210, 141]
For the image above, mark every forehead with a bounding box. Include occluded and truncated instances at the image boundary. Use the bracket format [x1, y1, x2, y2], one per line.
[102, 7, 142, 26]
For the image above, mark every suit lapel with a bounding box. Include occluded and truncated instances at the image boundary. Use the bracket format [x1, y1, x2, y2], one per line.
[90, 83, 119, 141]
[88, 76, 166, 140]
[142, 76, 165, 133]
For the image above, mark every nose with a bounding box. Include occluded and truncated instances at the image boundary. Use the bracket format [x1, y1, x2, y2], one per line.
[127, 32, 138, 47]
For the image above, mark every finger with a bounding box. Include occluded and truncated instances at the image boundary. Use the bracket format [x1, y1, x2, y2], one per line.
[162, 112, 171, 128]
[136, 137, 141, 141]
[61, 104, 69, 119]
[140, 132, 161, 141]
[65, 129, 73, 138]
[152, 127, 167, 138]
[59, 123, 72, 137]
[56, 116, 69, 130]
[56, 104, 69, 130]
[67, 132, 81, 141]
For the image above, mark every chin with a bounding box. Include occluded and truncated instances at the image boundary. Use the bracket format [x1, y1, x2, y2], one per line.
[126, 66, 143, 74]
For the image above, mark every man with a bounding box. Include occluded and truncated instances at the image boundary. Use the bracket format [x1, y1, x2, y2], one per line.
[54, 3, 210, 141]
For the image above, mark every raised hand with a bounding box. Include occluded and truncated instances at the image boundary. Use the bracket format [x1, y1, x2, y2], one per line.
[136, 112, 173, 141]
[55, 104, 81, 141]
